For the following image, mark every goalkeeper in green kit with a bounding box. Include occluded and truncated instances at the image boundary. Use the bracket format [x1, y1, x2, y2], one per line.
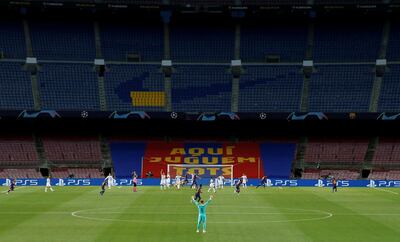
[191, 195, 213, 233]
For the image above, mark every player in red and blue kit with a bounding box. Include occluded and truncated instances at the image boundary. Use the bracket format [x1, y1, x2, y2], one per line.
[235, 178, 243, 195]
[193, 184, 202, 202]
[100, 179, 108, 196]
[256, 176, 268, 188]
[7, 178, 16, 194]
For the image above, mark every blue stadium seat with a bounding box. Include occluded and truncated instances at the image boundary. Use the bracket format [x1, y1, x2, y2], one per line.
[37, 63, 100, 110]
[314, 22, 382, 62]
[104, 64, 165, 111]
[100, 23, 163, 61]
[30, 21, 96, 60]
[170, 25, 234, 62]
[0, 21, 26, 59]
[240, 23, 308, 62]
[378, 65, 400, 112]
[238, 65, 303, 112]
[171, 65, 232, 112]
[309, 65, 374, 112]
[387, 23, 400, 61]
[0, 62, 34, 109]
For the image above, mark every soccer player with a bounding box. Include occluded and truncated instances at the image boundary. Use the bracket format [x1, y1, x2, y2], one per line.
[256, 176, 268, 188]
[132, 174, 137, 192]
[208, 178, 216, 193]
[166, 173, 171, 188]
[218, 175, 224, 189]
[160, 170, 166, 190]
[175, 174, 182, 190]
[6, 178, 16, 194]
[191, 173, 197, 189]
[191, 195, 213, 233]
[235, 178, 243, 195]
[241, 173, 248, 188]
[193, 184, 202, 202]
[332, 177, 338, 192]
[100, 179, 108, 196]
[183, 173, 190, 186]
[45, 176, 54, 192]
[105, 173, 113, 189]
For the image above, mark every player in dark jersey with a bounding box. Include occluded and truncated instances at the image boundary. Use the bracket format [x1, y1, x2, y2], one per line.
[194, 184, 202, 202]
[192, 174, 200, 189]
[183, 173, 190, 186]
[100, 179, 108, 196]
[235, 178, 243, 195]
[332, 178, 338, 192]
[6, 178, 16, 194]
[256, 176, 268, 188]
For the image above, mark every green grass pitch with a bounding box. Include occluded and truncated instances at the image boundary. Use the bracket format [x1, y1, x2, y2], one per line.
[1, 186, 399, 242]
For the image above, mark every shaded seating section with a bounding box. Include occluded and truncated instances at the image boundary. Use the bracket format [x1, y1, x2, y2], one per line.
[313, 22, 381, 62]
[372, 138, 400, 164]
[304, 138, 368, 163]
[0, 20, 26, 59]
[0, 169, 42, 178]
[302, 169, 359, 179]
[0, 136, 38, 166]
[104, 64, 165, 111]
[240, 23, 307, 62]
[42, 136, 102, 165]
[309, 65, 374, 112]
[170, 23, 234, 62]
[386, 22, 400, 61]
[51, 168, 104, 178]
[100, 22, 163, 61]
[238, 65, 303, 112]
[377, 65, 400, 112]
[37, 63, 100, 110]
[0, 62, 34, 110]
[368, 170, 400, 180]
[171, 65, 232, 112]
[29, 20, 96, 60]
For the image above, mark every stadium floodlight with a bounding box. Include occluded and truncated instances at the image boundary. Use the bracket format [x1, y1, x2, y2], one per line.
[167, 164, 234, 186]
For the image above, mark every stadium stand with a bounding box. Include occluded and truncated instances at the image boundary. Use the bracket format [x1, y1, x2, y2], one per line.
[100, 22, 163, 61]
[372, 138, 400, 164]
[51, 168, 103, 178]
[308, 65, 374, 112]
[240, 23, 307, 62]
[304, 138, 368, 163]
[387, 22, 400, 61]
[171, 65, 232, 112]
[0, 62, 35, 110]
[37, 63, 100, 110]
[0, 169, 42, 178]
[170, 23, 234, 62]
[313, 22, 382, 62]
[0, 20, 26, 59]
[104, 64, 165, 111]
[42, 136, 102, 165]
[377, 65, 400, 112]
[0, 136, 38, 166]
[302, 169, 360, 180]
[29, 21, 96, 61]
[238, 65, 303, 112]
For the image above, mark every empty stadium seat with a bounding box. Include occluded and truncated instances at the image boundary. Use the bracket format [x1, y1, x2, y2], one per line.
[0, 20, 26, 59]
[171, 65, 232, 112]
[309, 65, 374, 112]
[238, 65, 303, 112]
[0, 62, 34, 110]
[37, 63, 100, 110]
[378, 65, 400, 112]
[29, 20, 96, 60]
[0, 136, 38, 166]
[372, 138, 400, 164]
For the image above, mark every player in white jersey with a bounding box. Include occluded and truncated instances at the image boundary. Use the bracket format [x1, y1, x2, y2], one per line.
[175, 175, 182, 190]
[45, 176, 54, 192]
[166, 173, 171, 188]
[160, 170, 166, 190]
[208, 178, 216, 193]
[218, 175, 224, 189]
[105, 174, 113, 189]
[241, 174, 248, 188]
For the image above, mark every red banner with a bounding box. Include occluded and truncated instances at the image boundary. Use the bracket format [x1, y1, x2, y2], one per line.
[142, 142, 263, 178]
